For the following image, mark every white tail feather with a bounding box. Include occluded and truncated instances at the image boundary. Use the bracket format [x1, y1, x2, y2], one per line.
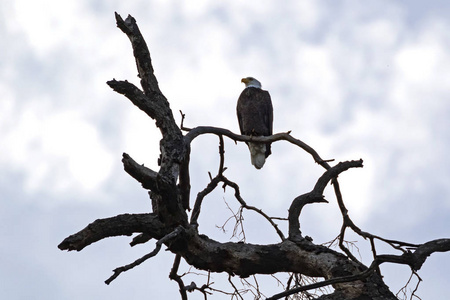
[248, 142, 266, 169]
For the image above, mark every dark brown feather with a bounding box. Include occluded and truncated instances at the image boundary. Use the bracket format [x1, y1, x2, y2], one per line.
[236, 87, 273, 157]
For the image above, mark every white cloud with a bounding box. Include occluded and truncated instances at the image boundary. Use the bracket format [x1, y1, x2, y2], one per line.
[12, 0, 85, 56]
[395, 44, 440, 83]
[121, 108, 161, 170]
[321, 14, 450, 231]
[295, 44, 342, 123]
[0, 97, 114, 195]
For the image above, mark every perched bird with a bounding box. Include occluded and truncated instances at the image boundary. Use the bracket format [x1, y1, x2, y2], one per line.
[237, 77, 273, 169]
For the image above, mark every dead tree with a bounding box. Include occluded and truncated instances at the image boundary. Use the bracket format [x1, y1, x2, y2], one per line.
[58, 13, 450, 300]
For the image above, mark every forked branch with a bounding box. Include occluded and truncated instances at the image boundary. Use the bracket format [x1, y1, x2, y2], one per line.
[288, 160, 363, 240]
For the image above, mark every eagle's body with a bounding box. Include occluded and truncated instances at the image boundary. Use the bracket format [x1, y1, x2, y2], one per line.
[237, 77, 273, 169]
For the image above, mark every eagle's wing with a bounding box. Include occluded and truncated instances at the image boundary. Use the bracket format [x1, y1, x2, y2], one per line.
[237, 89, 250, 135]
[263, 90, 273, 136]
[237, 109, 244, 135]
[259, 90, 273, 158]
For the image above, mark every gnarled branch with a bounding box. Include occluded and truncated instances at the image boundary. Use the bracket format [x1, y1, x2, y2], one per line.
[114, 12, 161, 95]
[58, 213, 164, 251]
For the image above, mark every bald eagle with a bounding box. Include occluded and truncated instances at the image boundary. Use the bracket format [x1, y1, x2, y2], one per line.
[237, 77, 273, 169]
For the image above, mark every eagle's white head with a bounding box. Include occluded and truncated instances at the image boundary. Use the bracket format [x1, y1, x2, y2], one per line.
[241, 77, 262, 89]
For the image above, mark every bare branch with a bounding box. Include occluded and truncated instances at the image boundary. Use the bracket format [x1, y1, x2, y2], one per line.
[267, 259, 383, 300]
[288, 160, 363, 240]
[241, 276, 265, 299]
[179, 144, 191, 211]
[179, 110, 192, 131]
[405, 238, 450, 270]
[169, 254, 188, 300]
[339, 221, 363, 264]
[114, 12, 161, 95]
[218, 135, 225, 175]
[111, 13, 185, 185]
[396, 271, 422, 300]
[266, 240, 449, 299]
[222, 176, 286, 241]
[218, 200, 246, 242]
[190, 135, 285, 241]
[271, 216, 288, 221]
[190, 176, 221, 227]
[184, 127, 332, 167]
[228, 275, 245, 300]
[122, 152, 159, 191]
[189, 135, 226, 229]
[130, 233, 152, 246]
[105, 226, 182, 284]
[107, 79, 164, 120]
[58, 213, 164, 251]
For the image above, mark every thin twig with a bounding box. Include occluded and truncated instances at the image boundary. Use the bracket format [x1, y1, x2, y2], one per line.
[222, 176, 286, 241]
[410, 271, 423, 300]
[216, 199, 246, 241]
[190, 135, 226, 227]
[396, 270, 423, 300]
[169, 254, 188, 300]
[267, 265, 375, 300]
[271, 216, 288, 221]
[228, 275, 245, 300]
[179, 110, 192, 131]
[105, 226, 182, 284]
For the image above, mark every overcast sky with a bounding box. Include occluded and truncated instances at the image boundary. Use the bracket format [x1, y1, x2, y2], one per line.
[1, 0, 450, 299]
